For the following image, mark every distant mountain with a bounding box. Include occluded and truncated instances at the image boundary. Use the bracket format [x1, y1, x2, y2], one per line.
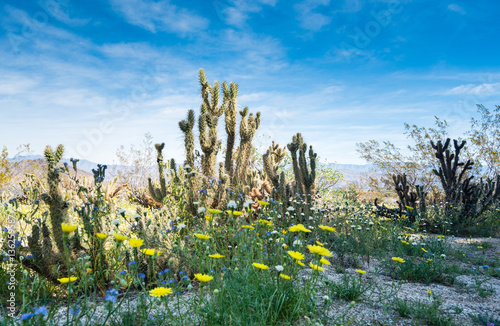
[8, 156, 380, 187]
[8, 155, 121, 175]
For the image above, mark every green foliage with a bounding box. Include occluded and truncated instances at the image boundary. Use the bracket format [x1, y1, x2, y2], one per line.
[393, 295, 456, 326]
[0, 147, 11, 190]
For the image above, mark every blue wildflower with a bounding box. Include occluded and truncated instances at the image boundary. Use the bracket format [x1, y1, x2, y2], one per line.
[20, 313, 34, 321]
[138, 273, 145, 279]
[34, 306, 48, 316]
[69, 305, 81, 316]
[104, 295, 117, 303]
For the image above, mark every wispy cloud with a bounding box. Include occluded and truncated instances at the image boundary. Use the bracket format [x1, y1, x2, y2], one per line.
[294, 0, 332, 31]
[109, 0, 209, 34]
[447, 4, 466, 15]
[218, 0, 277, 27]
[443, 83, 500, 96]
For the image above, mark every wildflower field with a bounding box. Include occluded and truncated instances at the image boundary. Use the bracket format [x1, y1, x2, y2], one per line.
[1, 71, 499, 326]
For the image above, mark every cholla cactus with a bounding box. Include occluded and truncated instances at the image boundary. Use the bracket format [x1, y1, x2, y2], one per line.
[223, 81, 239, 178]
[234, 107, 261, 183]
[179, 109, 195, 168]
[41, 144, 69, 255]
[298, 142, 317, 203]
[148, 143, 168, 203]
[287, 133, 304, 195]
[198, 69, 226, 178]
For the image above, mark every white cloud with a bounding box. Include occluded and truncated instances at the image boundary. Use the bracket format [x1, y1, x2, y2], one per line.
[219, 0, 277, 27]
[109, 0, 209, 34]
[443, 83, 500, 96]
[447, 4, 466, 15]
[294, 0, 332, 31]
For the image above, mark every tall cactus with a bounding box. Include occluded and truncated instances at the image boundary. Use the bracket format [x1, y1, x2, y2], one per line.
[223, 81, 239, 178]
[234, 107, 261, 183]
[148, 143, 168, 203]
[298, 142, 317, 203]
[287, 133, 304, 195]
[41, 144, 68, 255]
[263, 141, 287, 189]
[431, 138, 474, 205]
[198, 69, 226, 178]
[179, 109, 195, 168]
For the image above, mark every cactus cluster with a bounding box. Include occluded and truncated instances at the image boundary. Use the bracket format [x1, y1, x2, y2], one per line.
[148, 69, 319, 219]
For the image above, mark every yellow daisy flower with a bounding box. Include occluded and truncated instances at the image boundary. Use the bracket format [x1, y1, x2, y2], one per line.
[287, 251, 305, 260]
[128, 238, 144, 248]
[61, 223, 77, 234]
[141, 249, 162, 256]
[307, 245, 333, 257]
[252, 262, 269, 270]
[309, 262, 324, 271]
[318, 225, 337, 232]
[279, 273, 291, 280]
[149, 287, 172, 297]
[58, 277, 78, 284]
[194, 273, 213, 283]
[194, 234, 211, 240]
[96, 233, 107, 240]
[208, 253, 224, 259]
[114, 234, 127, 242]
[392, 257, 405, 263]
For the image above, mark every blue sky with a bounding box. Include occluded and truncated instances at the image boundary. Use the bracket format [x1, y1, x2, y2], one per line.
[1, 0, 499, 165]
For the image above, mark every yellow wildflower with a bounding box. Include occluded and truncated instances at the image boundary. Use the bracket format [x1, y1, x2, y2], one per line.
[194, 234, 211, 240]
[309, 262, 324, 271]
[289, 224, 311, 233]
[307, 245, 333, 257]
[96, 233, 107, 240]
[258, 200, 270, 206]
[129, 238, 144, 248]
[392, 257, 405, 263]
[208, 209, 222, 214]
[141, 249, 162, 256]
[58, 277, 78, 284]
[149, 287, 173, 297]
[61, 223, 77, 234]
[194, 273, 213, 283]
[252, 262, 269, 270]
[241, 225, 255, 230]
[287, 251, 305, 260]
[320, 257, 331, 265]
[208, 253, 224, 259]
[318, 225, 337, 232]
[114, 234, 127, 242]
[356, 269, 366, 275]
[279, 273, 291, 280]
